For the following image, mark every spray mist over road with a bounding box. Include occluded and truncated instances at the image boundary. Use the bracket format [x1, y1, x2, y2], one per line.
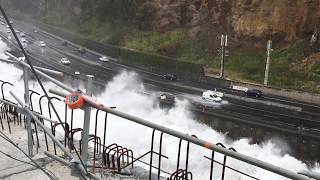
[0, 39, 318, 179]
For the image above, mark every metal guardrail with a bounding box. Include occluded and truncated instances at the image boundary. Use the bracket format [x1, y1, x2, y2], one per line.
[0, 53, 318, 180]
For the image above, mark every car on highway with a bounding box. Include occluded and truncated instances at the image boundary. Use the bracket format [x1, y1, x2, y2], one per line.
[99, 56, 109, 62]
[159, 93, 175, 104]
[60, 57, 71, 65]
[9, 20, 13, 24]
[75, 71, 80, 75]
[6, 30, 10, 33]
[21, 38, 27, 43]
[39, 41, 46, 47]
[1, 22, 4, 25]
[163, 74, 177, 81]
[245, 89, 263, 98]
[20, 32, 25, 37]
[202, 89, 223, 103]
[61, 41, 68, 46]
[33, 29, 38, 33]
[22, 43, 28, 50]
[78, 47, 86, 54]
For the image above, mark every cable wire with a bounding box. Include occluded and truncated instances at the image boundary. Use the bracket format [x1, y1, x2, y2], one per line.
[0, 149, 59, 180]
[0, 5, 89, 176]
[0, 131, 58, 180]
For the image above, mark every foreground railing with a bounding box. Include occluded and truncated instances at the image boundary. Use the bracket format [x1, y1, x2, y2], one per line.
[0, 51, 318, 179]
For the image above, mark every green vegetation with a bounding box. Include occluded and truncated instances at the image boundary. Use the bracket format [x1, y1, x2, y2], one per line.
[48, 18, 320, 93]
[7, 0, 320, 93]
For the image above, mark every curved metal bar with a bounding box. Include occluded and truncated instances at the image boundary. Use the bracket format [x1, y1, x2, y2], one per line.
[117, 149, 134, 172]
[1, 81, 13, 100]
[185, 134, 197, 179]
[149, 129, 156, 180]
[47, 96, 61, 154]
[28, 90, 40, 111]
[157, 132, 164, 180]
[38, 95, 49, 150]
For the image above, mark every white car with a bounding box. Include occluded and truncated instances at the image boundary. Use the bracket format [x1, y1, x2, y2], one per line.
[20, 32, 25, 37]
[99, 56, 109, 62]
[6, 30, 10, 33]
[202, 89, 223, 103]
[9, 20, 13, 24]
[60, 57, 70, 65]
[1, 22, 4, 25]
[74, 71, 80, 75]
[21, 38, 27, 43]
[39, 41, 46, 47]
[18, 57, 25, 61]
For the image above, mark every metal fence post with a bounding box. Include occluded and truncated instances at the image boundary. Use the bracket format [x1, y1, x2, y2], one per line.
[23, 66, 33, 157]
[81, 75, 94, 166]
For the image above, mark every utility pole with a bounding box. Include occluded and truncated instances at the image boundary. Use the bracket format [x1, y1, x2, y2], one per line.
[264, 40, 272, 86]
[220, 34, 228, 78]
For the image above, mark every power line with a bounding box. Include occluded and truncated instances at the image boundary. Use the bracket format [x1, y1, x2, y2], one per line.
[0, 150, 59, 180]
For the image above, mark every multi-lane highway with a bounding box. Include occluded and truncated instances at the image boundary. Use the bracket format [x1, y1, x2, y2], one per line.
[1, 18, 320, 146]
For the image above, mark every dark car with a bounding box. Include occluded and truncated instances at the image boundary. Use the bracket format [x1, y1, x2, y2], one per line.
[245, 89, 263, 98]
[163, 74, 177, 81]
[61, 41, 68, 46]
[78, 47, 86, 54]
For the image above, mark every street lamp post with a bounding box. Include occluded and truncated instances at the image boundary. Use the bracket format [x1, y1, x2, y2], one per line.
[264, 40, 272, 86]
[220, 34, 228, 79]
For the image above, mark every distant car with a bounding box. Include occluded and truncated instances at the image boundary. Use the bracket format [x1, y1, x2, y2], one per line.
[245, 89, 263, 98]
[163, 74, 177, 81]
[18, 57, 25, 61]
[6, 30, 10, 33]
[60, 57, 70, 65]
[78, 47, 86, 54]
[6, 25, 9, 28]
[202, 89, 223, 103]
[74, 71, 80, 75]
[20, 32, 25, 37]
[21, 38, 27, 43]
[99, 56, 109, 62]
[39, 41, 46, 47]
[61, 41, 68, 46]
[159, 93, 175, 103]
[33, 29, 38, 33]
[9, 20, 13, 24]
[22, 43, 28, 50]
[1, 22, 4, 25]
[15, 30, 20, 33]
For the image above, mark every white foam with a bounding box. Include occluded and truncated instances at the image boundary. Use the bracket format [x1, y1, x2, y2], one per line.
[0, 39, 319, 180]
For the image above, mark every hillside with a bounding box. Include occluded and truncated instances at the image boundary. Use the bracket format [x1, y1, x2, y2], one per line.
[3, 0, 320, 93]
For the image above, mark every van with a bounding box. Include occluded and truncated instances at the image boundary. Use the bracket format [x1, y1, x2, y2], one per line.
[202, 89, 223, 103]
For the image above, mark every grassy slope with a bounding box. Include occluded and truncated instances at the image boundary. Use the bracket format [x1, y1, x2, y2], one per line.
[46, 17, 320, 93]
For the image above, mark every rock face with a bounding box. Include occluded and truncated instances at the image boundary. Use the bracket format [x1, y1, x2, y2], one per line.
[136, 0, 320, 43]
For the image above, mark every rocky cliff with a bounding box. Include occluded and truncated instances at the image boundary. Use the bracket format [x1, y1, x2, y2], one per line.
[136, 0, 320, 46]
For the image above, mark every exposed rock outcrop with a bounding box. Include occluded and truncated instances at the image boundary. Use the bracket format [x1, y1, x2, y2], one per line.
[136, 0, 320, 44]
